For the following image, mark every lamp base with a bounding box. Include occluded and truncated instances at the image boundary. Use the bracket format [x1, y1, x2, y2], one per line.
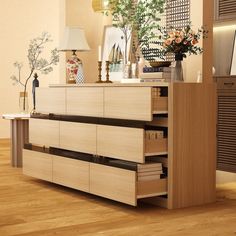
[66, 51, 84, 84]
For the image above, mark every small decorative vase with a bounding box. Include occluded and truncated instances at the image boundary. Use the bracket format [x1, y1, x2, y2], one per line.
[172, 53, 184, 82]
[19, 92, 28, 114]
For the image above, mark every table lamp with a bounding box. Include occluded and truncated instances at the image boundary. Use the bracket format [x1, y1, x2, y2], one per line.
[92, 0, 110, 12]
[60, 27, 90, 84]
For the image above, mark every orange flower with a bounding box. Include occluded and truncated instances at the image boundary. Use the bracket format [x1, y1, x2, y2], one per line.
[165, 38, 173, 46]
[175, 37, 182, 44]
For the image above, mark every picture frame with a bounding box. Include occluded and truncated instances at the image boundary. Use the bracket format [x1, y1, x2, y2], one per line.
[101, 25, 131, 82]
[230, 30, 236, 76]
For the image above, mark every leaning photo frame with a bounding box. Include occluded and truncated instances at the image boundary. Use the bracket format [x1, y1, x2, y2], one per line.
[101, 25, 131, 82]
[230, 30, 236, 76]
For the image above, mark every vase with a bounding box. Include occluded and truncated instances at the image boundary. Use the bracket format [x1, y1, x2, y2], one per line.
[172, 53, 184, 82]
[19, 92, 28, 114]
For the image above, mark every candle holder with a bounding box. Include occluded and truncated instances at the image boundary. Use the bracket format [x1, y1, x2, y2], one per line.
[105, 61, 112, 83]
[96, 61, 103, 83]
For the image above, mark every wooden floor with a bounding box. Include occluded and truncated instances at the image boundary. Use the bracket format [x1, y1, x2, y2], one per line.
[0, 139, 236, 236]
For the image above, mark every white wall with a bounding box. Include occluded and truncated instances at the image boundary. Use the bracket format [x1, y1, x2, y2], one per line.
[0, 0, 65, 138]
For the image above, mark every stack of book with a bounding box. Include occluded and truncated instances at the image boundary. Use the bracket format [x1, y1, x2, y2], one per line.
[137, 162, 163, 181]
[139, 66, 171, 82]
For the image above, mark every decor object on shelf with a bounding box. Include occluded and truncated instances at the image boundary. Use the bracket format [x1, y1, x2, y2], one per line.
[32, 73, 39, 111]
[230, 30, 236, 76]
[108, 0, 165, 65]
[10, 32, 59, 113]
[59, 27, 90, 84]
[102, 25, 131, 81]
[162, 25, 207, 81]
[92, 0, 109, 12]
[96, 61, 103, 83]
[105, 61, 112, 83]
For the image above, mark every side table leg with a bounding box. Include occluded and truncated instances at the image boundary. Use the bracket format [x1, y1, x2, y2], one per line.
[10, 120, 29, 167]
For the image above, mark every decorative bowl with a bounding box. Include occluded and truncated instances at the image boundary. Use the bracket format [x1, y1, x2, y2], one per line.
[149, 61, 172, 68]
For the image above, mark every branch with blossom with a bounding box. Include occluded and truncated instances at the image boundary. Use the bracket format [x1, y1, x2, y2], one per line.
[162, 25, 208, 58]
[10, 32, 59, 111]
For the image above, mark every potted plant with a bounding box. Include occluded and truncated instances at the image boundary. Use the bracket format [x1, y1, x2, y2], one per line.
[10, 32, 59, 112]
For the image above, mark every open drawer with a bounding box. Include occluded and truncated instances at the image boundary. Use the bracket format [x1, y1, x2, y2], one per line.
[90, 163, 167, 206]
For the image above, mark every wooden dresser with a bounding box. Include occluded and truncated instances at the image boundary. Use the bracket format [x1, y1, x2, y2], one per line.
[23, 82, 217, 209]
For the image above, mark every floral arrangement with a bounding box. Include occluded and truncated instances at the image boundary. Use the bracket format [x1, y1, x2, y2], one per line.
[10, 32, 59, 111]
[162, 25, 207, 59]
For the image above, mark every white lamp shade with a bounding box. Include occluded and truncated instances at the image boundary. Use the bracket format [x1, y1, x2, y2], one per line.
[59, 27, 90, 51]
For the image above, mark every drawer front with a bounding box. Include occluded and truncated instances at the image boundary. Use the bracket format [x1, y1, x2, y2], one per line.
[97, 125, 144, 163]
[66, 87, 104, 117]
[104, 87, 152, 121]
[137, 178, 167, 199]
[36, 87, 66, 114]
[90, 163, 136, 205]
[53, 156, 89, 192]
[60, 121, 96, 154]
[23, 149, 52, 181]
[29, 119, 60, 147]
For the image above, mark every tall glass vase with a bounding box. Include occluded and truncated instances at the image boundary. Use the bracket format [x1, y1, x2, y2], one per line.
[19, 92, 28, 114]
[172, 53, 184, 82]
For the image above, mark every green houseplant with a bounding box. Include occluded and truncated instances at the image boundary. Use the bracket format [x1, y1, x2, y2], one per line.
[108, 0, 165, 65]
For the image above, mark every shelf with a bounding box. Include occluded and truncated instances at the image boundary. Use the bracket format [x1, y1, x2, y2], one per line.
[145, 152, 168, 157]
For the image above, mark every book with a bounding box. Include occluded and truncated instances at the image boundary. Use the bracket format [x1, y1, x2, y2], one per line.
[143, 67, 166, 73]
[139, 72, 163, 79]
[140, 78, 165, 83]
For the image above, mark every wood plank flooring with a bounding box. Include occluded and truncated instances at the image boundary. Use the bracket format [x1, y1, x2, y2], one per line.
[0, 139, 236, 236]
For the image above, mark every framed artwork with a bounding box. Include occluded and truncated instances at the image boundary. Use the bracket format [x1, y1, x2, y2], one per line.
[102, 25, 131, 82]
[230, 30, 236, 76]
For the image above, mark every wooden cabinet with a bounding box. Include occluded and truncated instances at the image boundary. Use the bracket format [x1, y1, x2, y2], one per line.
[97, 125, 145, 163]
[215, 0, 236, 21]
[60, 121, 96, 154]
[29, 119, 60, 147]
[53, 156, 89, 192]
[36, 87, 66, 114]
[23, 149, 52, 182]
[24, 83, 216, 208]
[66, 87, 103, 117]
[104, 87, 152, 121]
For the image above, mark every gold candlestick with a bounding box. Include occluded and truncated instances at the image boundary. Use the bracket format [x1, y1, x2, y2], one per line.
[96, 61, 103, 83]
[105, 61, 112, 83]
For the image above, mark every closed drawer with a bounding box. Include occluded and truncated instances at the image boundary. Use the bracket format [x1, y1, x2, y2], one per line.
[60, 121, 96, 154]
[66, 87, 104, 117]
[97, 125, 145, 163]
[29, 119, 60, 147]
[90, 163, 137, 206]
[104, 87, 152, 121]
[137, 178, 167, 199]
[53, 156, 89, 192]
[23, 149, 52, 181]
[36, 87, 66, 114]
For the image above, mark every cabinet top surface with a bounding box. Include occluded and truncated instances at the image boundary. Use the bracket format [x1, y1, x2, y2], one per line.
[49, 82, 169, 88]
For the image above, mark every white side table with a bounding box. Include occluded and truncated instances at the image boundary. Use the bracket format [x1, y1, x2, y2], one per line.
[2, 114, 30, 167]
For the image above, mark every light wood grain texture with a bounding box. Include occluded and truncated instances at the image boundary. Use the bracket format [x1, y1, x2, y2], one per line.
[90, 163, 137, 206]
[36, 87, 66, 114]
[147, 117, 168, 127]
[1, 141, 236, 236]
[52, 156, 89, 192]
[10, 119, 29, 167]
[97, 125, 145, 163]
[66, 87, 104, 117]
[23, 149, 52, 182]
[203, 0, 213, 83]
[145, 138, 168, 156]
[29, 119, 60, 147]
[168, 83, 217, 209]
[152, 97, 168, 113]
[60, 121, 96, 154]
[104, 87, 152, 121]
[137, 178, 167, 199]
